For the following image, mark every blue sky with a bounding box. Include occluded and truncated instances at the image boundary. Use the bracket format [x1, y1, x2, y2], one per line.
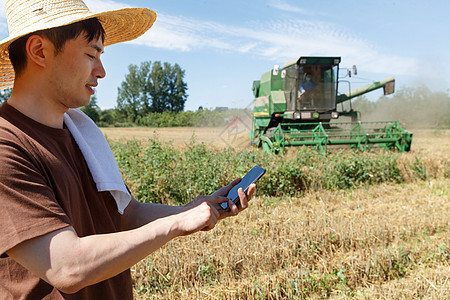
[0, 0, 448, 111]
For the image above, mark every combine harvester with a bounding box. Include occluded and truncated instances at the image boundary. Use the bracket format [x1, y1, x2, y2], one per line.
[250, 57, 413, 153]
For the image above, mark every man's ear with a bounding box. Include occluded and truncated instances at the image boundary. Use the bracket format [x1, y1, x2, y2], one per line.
[25, 35, 52, 69]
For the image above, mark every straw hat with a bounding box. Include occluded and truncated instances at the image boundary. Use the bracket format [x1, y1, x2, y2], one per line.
[0, 0, 157, 90]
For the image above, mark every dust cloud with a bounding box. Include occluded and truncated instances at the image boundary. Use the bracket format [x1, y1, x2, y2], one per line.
[347, 86, 450, 129]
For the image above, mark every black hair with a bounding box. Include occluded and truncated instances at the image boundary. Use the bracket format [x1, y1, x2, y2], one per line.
[9, 18, 105, 77]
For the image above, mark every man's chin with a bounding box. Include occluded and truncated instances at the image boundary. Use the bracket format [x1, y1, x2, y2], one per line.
[66, 99, 91, 110]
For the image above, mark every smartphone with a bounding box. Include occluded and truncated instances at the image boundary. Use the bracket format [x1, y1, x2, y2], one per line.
[220, 165, 266, 210]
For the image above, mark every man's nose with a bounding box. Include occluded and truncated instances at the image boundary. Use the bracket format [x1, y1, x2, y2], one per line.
[95, 59, 106, 79]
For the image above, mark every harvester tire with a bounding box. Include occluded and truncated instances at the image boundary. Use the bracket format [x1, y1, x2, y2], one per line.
[264, 127, 277, 137]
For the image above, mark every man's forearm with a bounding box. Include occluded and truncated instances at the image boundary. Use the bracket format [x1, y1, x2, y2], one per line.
[7, 195, 223, 294]
[8, 213, 183, 294]
[69, 215, 182, 292]
[121, 198, 186, 230]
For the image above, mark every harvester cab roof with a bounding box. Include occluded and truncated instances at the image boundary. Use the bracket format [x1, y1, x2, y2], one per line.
[282, 56, 341, 69]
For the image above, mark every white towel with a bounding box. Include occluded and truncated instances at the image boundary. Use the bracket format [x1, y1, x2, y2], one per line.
[63, 108, 131, 214]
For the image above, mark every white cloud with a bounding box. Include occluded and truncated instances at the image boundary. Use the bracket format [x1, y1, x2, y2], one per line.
[0, 0, 418, 77]
[130, 12, 417, 76]
[267, 0, 311, 15]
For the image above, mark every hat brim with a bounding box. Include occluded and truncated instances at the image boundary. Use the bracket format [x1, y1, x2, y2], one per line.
[0, 7, 156, 90]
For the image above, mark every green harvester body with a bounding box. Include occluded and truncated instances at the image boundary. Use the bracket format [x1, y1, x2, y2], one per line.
[250, 56, 412, 153]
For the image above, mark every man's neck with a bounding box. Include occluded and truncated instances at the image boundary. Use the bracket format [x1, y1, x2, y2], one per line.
[8, 80, 68, 129]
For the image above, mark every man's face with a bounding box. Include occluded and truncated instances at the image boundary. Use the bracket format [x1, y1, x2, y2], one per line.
[47, 33, 106, 109]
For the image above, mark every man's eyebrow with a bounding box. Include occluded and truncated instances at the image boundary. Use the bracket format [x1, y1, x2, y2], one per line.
[91, 44, 105, 54]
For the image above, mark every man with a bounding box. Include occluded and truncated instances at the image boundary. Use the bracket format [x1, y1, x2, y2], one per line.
[299, 72, 317, 95]
[0, 1, 255, 299]
[298, 72, 318, 107]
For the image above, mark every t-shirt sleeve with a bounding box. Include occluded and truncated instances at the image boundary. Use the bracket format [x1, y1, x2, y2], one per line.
[0, 138, 72, 256]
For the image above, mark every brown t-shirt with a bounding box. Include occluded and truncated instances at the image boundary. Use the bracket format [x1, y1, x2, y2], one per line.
[0, 102, 132, 299]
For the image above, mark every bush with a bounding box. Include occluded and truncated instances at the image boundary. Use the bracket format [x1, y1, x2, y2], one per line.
[133, 108, 250, 128]
[110, 138, 448, 205]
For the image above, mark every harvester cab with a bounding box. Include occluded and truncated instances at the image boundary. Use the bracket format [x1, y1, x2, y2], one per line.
[281, 57, 342, 122]
[250, 56, 412, 153]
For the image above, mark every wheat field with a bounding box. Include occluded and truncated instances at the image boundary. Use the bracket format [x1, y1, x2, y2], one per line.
[102, 127, 449, 299]
[130, 180, 449, 299]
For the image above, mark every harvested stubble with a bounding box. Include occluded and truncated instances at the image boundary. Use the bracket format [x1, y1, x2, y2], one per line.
[132, 179, 449, 299]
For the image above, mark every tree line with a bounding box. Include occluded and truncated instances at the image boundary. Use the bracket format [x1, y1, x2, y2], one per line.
[0, 60, 449, 129]
[79, 94, 247, 128]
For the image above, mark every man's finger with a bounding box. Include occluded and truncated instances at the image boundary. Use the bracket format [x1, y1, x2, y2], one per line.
[227, 199, 239, 215]
[246, 183, 256, 200]
[237, 187, 248, 210]
[206, 195, 231, 205]
[210, 178, 241, 197]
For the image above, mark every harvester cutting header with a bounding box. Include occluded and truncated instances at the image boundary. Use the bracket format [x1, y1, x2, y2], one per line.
[250, 56, 412, 153]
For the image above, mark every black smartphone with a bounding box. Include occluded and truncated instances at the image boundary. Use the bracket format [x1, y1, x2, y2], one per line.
[220, 165, 266, 210]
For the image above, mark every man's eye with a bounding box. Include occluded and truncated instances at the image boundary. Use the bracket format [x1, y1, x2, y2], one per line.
[87, 54, 95, 59]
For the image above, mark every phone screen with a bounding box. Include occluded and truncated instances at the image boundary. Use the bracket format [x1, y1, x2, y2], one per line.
[220, 165, 266, 210]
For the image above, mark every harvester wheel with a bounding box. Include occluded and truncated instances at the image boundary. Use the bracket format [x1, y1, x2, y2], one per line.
[264, 127, 277, 137]
[260, 135, 276, 154]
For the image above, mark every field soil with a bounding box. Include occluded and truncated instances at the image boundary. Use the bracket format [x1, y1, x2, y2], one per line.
[101, 125, 252, 150]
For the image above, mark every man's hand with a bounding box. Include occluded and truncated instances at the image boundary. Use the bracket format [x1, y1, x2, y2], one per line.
[181, 178, 256, 233]
[211, 177, 256, 218]
[175, 196, 223, 235]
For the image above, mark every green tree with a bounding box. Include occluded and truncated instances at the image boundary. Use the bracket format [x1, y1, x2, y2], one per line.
[98, 109, 116, 126]
[80, 95, 100, 122]
[0, 88, 12, 104]
[116, 61, 188, 122]
[149, 61, 188, 113]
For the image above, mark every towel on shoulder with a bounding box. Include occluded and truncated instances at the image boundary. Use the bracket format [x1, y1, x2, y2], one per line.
[64, 108, 131, 214]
